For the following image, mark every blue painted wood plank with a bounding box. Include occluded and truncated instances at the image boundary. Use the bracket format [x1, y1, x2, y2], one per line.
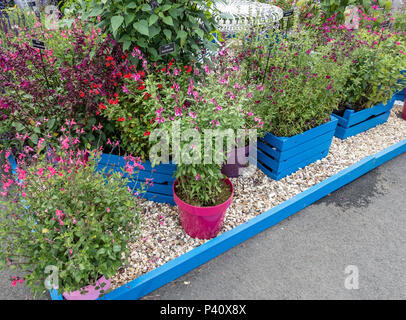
[333, 111, 391, 140]
[96, 163, 174, 184]
[127, 180, 173, 196]
[334, 96, 395, 128]
[143, 192, 176, 205]
[257, 139, 332, 174]
[98, 153, 176, 204]
[50, 289, 63, 300]
[258, 130, 335, 161]
[371, 140, 406, 168]
[261, 118, 338, 152]
[99, 153, 177, 174]
[393, 91, 405, 102]
[257, 149, 329, 181]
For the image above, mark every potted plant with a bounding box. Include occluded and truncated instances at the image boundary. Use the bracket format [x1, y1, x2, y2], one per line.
[162, 84, 248, 239]
[0, 130, 142, 300]
[332, 29, 406, 139]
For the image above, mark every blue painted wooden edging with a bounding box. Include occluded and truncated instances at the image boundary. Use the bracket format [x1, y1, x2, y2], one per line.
[97, 153, 177, 205]
[49, 138, 406, 300]
[332, 96, 396, 140]
[255, 118, 338, 181]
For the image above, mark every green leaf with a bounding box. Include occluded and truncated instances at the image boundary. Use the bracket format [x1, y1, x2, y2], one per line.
[12, 121, 24, 131]
[123, 40, 131, 52]
[163, 29, 172, 40]
[162, 15, 174, 26]
[149, 14, 158, 26]
[147, 47, 158, 57]
[89, 8, 103, 17]
[149, 25, 161, 38]
[177, 30, 187, 40]
[111, 15, 124, 34]
[124, 13, 135, 26]
[30, 134, 38, 145]
[160, 4, 171, 11]
[47, 118, 56, 130]
[126, 2, 137, 9]
[133, 20, 149, 36]
[195, 28, 204, 38]
[141, 4, 152, 12]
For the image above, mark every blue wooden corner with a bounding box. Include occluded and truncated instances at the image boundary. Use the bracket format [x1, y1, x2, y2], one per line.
[49, 138, 406, 300]
[333, 97, 395, 139]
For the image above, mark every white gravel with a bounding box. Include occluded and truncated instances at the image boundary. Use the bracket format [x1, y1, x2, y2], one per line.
[111, 102, 406, 290]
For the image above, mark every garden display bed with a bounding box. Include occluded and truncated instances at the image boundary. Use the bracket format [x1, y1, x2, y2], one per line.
[98, 154, 176, 205]
[332, 96, 396, 139]
[256, 118, 338, 180]
[45, 102, 406, 300]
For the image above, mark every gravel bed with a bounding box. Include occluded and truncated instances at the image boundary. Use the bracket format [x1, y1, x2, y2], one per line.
[111, 102, 406, 290]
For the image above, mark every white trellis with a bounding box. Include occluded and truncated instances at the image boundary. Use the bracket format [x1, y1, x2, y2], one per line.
[215, 0, 283, 33]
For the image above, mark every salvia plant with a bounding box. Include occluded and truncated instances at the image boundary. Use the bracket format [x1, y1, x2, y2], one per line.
[0, 123, 144, 297]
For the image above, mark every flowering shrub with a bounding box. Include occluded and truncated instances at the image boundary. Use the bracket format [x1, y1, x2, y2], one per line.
[338, 29, 406, 110]
[99, 48, 198, 160]
[232, 29, 350, 137]
[0, 125, 142, 297]
[0, 15, 129, 152]
[100, 46, 263, 162]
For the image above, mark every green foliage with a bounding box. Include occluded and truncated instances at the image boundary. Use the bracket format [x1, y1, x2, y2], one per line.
[341, 30, 406, 110]
[67, 0, 219, 63]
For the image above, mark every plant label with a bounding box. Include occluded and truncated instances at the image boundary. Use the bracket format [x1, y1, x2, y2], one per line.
[283, 10, 294, 18]
[32, 39, 45, 50]
[159, 42, 175, 55]
[381, 21, 390, 28]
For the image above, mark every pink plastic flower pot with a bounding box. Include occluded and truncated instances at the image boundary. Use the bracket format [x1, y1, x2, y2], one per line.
[173, 179, 234, 239]
[62, 276, 111, 300]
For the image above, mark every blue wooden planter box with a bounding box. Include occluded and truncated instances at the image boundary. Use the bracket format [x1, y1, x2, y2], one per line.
[255, 118, 338, 181]
[393, 70, 406, 101]
[332, 96, 396, 140]
[393, 89, 405, 102]
[97, 154, 177, 205]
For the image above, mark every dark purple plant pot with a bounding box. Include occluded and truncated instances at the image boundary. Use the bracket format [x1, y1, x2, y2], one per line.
[221, 145, 251, 178]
